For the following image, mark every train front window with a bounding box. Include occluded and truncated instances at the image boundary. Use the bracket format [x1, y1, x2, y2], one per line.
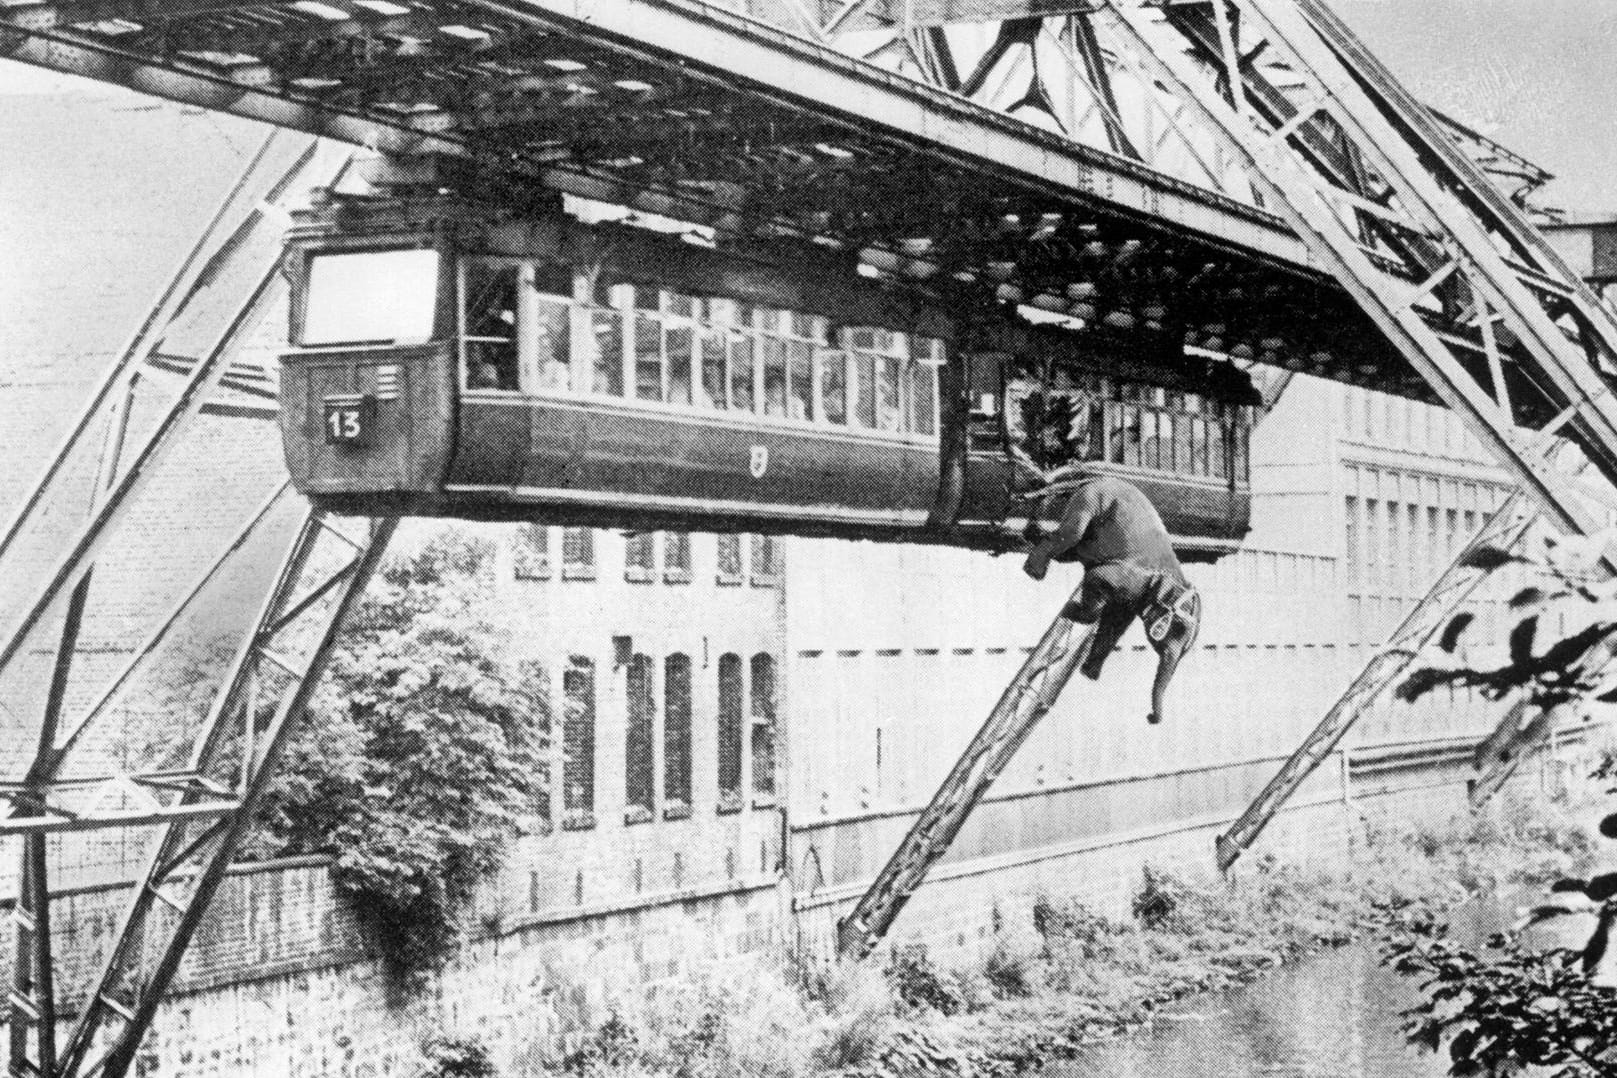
[302, 248, 438, 346]
[819, 349, 848, 425]
[699, 309, 728, 409]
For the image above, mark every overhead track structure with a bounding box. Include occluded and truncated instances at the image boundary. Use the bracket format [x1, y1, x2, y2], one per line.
[0, 0, 1570, 410]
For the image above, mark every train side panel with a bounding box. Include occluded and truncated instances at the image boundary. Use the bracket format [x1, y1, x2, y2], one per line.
[448, 395, 934, 531]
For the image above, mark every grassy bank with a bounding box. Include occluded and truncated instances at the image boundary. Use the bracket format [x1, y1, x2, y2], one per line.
[528, 800, 1596, 1078]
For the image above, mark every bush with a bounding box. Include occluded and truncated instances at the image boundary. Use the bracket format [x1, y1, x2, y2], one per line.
[246, 530, 548, 981]
[419, 1035, 498, 1078]
[1131, 865, 1186, 930]
[1382, 899, 1617, 1077]
[982, 944, 1034, 1000]
[885, 945, 964, 1016]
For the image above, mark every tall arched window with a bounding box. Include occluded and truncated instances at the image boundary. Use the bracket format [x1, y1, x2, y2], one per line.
[663, 654, 692, 816]
[750, 653, 777, 798]
[520, 660, 552, 827]
[562, 656, 595, 828]
[717, 653, 743, 812]
[625, 653, 656, 822]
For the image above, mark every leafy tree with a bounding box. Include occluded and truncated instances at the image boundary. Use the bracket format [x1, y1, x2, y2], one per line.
[245, 529, 547, 981]
[1387, 530, 1617, 1076]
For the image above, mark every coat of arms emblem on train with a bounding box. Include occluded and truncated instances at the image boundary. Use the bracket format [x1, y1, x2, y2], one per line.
[750, 446, 769, 478]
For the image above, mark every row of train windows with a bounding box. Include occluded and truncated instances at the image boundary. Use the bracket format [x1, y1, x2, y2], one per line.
[514, 526, 780, 585]
[544, 652, 777, 828]
[460, 259, 942, 438]
[1009, 379, 1252, 480]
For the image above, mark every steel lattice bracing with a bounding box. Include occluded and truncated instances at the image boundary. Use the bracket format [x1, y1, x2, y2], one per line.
[0, 137, 355, 1078]
[52, 512, 396, 1078]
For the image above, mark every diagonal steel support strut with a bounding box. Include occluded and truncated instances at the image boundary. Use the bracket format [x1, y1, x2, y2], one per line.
[838, 593, 1095, 960]
[47, 511, 396, 1078]
[1215, 488, 1537, 871]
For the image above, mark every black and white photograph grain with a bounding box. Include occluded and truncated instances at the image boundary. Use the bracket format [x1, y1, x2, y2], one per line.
[4, 1, 1617, 1075]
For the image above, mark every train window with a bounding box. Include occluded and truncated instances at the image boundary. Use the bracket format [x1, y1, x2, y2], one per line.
[667, 323, 695, 406]
[760, 318, 788, 418]
[876, 356, 902, 431]
[534, 296, 572, 392]
[819, 349, 849, 425]
[729, 323, 756, 413]
[787, 339, 814, 421]
[439, 255, 949, 437]
[1234, 407, 1250, 479]
[589, 305, 625, 396]
[908, 338, 942, 438]
[851, 352, 876, 428]
[461, 259, 522, 391]
[634, 307, 663, 401]
[303, 248, 439, 346]
[699, 325, 727, 409]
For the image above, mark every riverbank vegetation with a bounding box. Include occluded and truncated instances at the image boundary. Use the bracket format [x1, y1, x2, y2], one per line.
[1384, 533, 1617, 1076]
[540, 797, 1594, 1078]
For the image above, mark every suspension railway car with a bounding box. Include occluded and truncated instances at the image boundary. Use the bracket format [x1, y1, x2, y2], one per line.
[278, 192, 1259, 559]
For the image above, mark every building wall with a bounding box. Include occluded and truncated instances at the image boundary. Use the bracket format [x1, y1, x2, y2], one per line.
[471, 525, 789, 932]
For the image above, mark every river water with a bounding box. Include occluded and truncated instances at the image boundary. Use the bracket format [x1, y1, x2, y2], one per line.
[1055, 942, 1447, 1078]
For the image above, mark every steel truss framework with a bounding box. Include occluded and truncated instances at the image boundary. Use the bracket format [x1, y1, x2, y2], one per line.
[0, 0, 1572, 407]
[0, 135, 363, 1078]
[836, 0, 1617, 943]
[2, 0, 1617, 1067]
